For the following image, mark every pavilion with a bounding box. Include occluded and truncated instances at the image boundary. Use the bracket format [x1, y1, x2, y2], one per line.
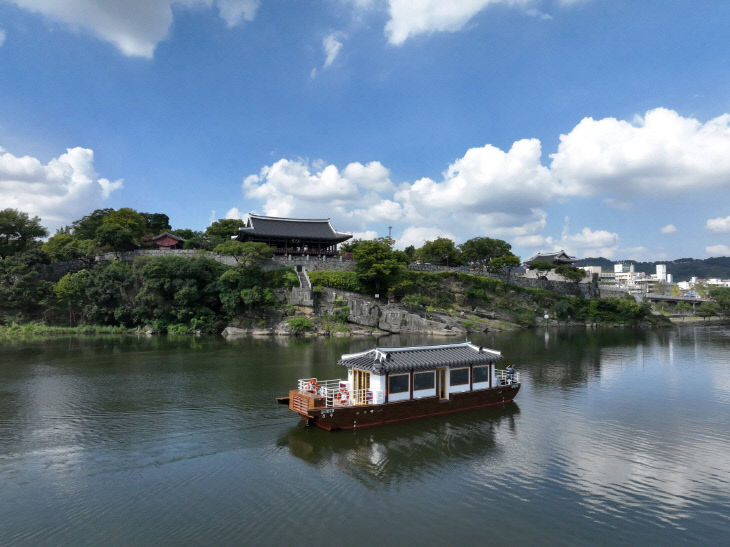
[235, 214, 352, 256]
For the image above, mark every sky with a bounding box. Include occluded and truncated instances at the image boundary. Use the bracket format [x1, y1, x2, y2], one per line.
[2, 0, 730, 261]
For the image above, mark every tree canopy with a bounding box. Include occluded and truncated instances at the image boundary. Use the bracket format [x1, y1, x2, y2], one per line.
[205, 219, 245, 241]
[0, 208, 48, 258]
[353, 239, 408, 294]
[459, 237, 515, 266]
[102, 208, 148, 240]
[418, 237, 462, 266]
[213, 241, 273, 265]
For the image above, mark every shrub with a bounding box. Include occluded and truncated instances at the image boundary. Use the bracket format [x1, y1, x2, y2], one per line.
[286, 316, 313, 333]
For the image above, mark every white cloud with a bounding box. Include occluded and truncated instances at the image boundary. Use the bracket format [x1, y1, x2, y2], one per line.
[660, 224, 677, 234]
[323, 32, 344, 68]
[706, 216, 730, 233]
[8, 0, 260, 58]
[225, 207, 247, 220]
[216, 0, 259, 27]
[706, 244, 730, 256]
[551, 108, 730, 195]
[603, 197, 632, 211]
[384, 0, 529, 45]
[556, 226, 620, 258]
[351, 230, 378, 241]
[0, 29, 6, 46]
[396, 226, 458, 249]
[0, 145, 122, 231]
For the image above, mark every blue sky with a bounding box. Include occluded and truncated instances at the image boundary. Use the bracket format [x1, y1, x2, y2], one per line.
[2, 0, 730, 260]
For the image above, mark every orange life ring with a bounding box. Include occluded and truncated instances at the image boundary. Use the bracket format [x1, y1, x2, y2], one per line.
[305, 379, 319, 393]
[336, 388, 349, 404]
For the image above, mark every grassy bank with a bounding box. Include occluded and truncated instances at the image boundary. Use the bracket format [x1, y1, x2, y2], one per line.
[0, 322, 135, 337]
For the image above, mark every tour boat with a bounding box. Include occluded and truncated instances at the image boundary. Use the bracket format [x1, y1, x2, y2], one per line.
[277, 342, 520, 431]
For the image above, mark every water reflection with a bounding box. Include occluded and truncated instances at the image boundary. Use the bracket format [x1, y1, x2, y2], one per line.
[279, 404, 520, 486]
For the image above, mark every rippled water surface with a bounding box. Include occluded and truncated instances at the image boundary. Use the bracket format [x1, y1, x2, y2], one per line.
[1, 327, 729, 545]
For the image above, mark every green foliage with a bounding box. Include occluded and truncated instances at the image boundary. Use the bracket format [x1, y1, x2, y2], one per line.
[141, 212, 171, 234]
[102, 208, 148, 240]
[530, 260, 555, 272]
[71, 208, 114, 240]
[459, 237, 516, 267]
[353, 240, 407, 293]
[340, 238, 366, 253]
[697, 301, 720, 319]
[0, 247, 53, 323]
[418, 237, 462, 266]
[213, 240, 272, 264]
[43, 234, 98, 262]
[709, 287, 730, 317]
[555, 265, 587, 283]
[95, 223, 134, 251]
[0, 208, 48, 258]
[54, 269, 90, 324]
[487, 254, 521, 274]
[171, 228, 198, 240]
[286, 316, 313, 333]
[205, 218, 244, 243]
[307, 270, 360, 292]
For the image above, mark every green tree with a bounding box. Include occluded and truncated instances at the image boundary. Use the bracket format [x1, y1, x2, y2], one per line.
[340, 238, 366, 254]
[555, 264, 587, 283]
[459, 237, 514, 267]
[43, 234, 98, 262]
[419, 237, 462, 266]
[0, 247, 53, 321]
[102, 208, 148, 240]
[95, 223, 134, 251]
[0, 209, 48, 258]
[54, 269, 90, 324]
[141, 212, 171, 234]
[172, 228, 198, 240]
[71, 208, 114, 239]
[213, 241, 273, 265]
[205, 219, 245, 241]
[709, 287, 730, 317]
[696, 301, 720, 321]
[353, 239, 407, 294]
[487, 254, 521, 275]
[403, 245, 416, 260]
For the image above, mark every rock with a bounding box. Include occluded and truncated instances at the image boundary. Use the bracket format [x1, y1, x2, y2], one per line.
[221, 326, 248, 338]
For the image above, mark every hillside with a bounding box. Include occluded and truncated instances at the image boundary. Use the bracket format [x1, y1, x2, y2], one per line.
[575, 256, 730, 282]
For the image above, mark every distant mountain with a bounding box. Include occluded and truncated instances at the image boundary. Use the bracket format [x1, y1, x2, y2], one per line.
[574, 256, 730, 282]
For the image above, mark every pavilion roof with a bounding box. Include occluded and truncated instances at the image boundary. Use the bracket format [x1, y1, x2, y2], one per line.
[152, 232, 185, 242]
[237, 214, 352, 242]
[525, 250, 576, 265]
[338, 342, 502, 373]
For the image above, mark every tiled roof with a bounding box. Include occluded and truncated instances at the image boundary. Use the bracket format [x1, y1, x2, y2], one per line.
[338, 342, 502, 373]
[525, 250, 576, 264]
[238, 214, 352, 242]
[152, 232, 185, 242]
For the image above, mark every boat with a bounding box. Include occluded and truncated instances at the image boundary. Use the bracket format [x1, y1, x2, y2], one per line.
[277, 342, 520, 431]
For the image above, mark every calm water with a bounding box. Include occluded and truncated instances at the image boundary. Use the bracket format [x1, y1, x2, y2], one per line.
[1, 327, 729, 545]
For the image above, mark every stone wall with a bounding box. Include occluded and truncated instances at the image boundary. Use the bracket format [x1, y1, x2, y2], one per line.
[407, 263, 599, 298]
[316, 288, 465, 336]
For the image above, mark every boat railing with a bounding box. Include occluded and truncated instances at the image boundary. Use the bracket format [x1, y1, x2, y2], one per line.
[297, 378, 343, 394]
[321, 387, 383, 408]
[495, 369, 520, 385]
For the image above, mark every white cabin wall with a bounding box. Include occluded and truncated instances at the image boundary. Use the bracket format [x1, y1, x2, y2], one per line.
[370, 373, 386, 404]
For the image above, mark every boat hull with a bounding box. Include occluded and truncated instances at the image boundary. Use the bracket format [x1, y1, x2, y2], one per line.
[293, 384, 520, 431]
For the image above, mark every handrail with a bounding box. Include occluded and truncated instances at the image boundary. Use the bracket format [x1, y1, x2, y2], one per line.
[495, 369, 520, 384]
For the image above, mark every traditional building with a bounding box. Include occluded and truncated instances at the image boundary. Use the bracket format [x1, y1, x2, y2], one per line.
[525, 250, 576, 267]
[235, 214, 352, 256]
[152, 232, 185, 250]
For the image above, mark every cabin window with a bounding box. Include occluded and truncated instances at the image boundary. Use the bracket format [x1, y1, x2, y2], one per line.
[450, 367, 469, 386]
[388, 373, 409, 394]
[413, 371, 435, 391]
[473, 366, 489, 383]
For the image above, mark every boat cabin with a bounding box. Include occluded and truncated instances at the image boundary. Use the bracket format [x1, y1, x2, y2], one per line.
[283, 343, 520, 430]
[338, 342, 509, 404]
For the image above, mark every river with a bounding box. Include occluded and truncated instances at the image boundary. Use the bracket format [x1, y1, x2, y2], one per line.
[1, 326, 729, 545]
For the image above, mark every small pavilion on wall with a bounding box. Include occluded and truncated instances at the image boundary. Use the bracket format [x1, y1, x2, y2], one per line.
[235, 214, 352, 256]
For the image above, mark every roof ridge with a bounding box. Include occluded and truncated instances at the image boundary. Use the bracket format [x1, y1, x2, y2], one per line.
[249, 213, 331, 223]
